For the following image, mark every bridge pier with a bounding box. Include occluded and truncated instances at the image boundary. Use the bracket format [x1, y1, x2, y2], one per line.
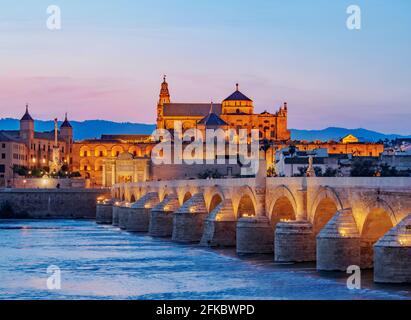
[200, 199, 236, 247]
[275, 220, 316, 262]
[317, 209, 361, 271]
[118, 205, 131, 230]
[96, 201, 113, 224]
[172, 193, 208, 243]
[236, 216, 274, 254]
[374, 215, 411, 283]
[149, 194, 180, 237]
[126, 192, 160, 232]
[111, 201, 124, 226]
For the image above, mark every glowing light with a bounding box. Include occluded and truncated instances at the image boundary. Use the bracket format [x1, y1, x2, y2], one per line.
[398, 235, 411, 246]
[280, 219, 291, 223]
[339, 228, 348, 237]
[144, 204, 151, 209]
[32, 158, 36, 163]
[115, 201, 120, 206]
[189, 207, 196, 213]
[164, 205, 170, 211]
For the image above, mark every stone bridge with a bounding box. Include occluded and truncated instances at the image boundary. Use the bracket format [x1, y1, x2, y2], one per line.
[101, 176, 411, 283]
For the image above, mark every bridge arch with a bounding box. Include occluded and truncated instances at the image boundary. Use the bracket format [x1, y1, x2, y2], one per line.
[311, 186, 343, 234]
[204, 186, 225, 213]
[159, 185, 176, 202]
[360, 203, 395, 268]
[181, 191, 193, 205]
[131, 186, 141, 202]
[268, 185, 298, 224]
[235, 186, 258, 218]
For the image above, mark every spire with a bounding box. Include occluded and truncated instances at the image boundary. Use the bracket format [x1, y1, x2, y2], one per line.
[158, 75, 170, 105]
[236, 83, 239, 91]
[209, 101, 214, 114]
[21, 103, 34, 121]
[61, 112, 72, 128]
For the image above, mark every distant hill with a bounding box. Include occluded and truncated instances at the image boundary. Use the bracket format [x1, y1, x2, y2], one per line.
[0, 118, 156, 141]
[290, 127, 411, 142]
[1, 118, 410, 142]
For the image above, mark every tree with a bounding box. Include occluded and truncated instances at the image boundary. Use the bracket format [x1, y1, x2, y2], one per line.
[12, 165, 28, 177]
[198, 169, 222, 179]
[379, 163, 408, 177]
[350, 159, 375, 177]
[322, 167, 338, 177]
[69, 171, 81, 178]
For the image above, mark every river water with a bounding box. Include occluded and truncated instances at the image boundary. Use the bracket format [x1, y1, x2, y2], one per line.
[0, 219, 410, 300]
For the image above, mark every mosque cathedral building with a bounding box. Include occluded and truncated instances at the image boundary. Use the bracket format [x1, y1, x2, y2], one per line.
[0, 77, 384, 187]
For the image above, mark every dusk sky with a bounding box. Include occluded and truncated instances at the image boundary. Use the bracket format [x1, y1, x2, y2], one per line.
[0, 0, 410, 134]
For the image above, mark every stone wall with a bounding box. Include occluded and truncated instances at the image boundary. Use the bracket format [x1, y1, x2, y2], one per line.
[0, 189, 110, 219]
[151, 163, 242, 181]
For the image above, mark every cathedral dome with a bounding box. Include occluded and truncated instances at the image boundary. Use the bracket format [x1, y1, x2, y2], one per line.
[222, 84, 253, 114]
[223, 84, 252, 102]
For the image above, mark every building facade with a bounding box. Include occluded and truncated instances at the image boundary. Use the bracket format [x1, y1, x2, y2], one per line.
[0, 106, 72, 187]
[71, 134, 154, 187]
[156, 77, 291, 142]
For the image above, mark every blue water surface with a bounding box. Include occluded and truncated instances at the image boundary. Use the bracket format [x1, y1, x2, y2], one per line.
[0, 220, 410, 300]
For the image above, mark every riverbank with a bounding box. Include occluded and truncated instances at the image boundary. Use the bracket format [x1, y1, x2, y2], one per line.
[0, 189, 110, 219]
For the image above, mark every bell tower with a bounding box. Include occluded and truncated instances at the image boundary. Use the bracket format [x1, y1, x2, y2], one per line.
[19, 104, 34, 142]
[156, 75, 171, 129]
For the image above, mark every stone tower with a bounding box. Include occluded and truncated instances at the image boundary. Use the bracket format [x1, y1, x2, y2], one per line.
[19, 104, 34, 142]
[60, 113, 73, 164]
[156, 75, 171, 129]
[276, 102, 291, 141]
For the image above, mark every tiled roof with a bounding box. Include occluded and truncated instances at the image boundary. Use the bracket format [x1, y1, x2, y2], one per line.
[0, 131, 22, 142]
[21, 106, 34, 121]
[34, 131, 65, 142]
[198, 113, 227, 126]
[163, 103, 222, 117]
[61, 119, 72, 128]
[101, 134, 151, 141]
[223, 90, 252, 102]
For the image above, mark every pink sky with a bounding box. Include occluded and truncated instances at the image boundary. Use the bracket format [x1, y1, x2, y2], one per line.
[0, 1, 410, 134]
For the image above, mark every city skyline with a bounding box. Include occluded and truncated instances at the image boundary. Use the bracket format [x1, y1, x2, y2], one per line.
[0, 0, 410, 134]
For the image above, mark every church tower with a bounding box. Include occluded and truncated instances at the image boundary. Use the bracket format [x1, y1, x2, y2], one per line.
[156, 75, 171, 129]
[60, 113, 73, 164]
[19, 104, 34, 142]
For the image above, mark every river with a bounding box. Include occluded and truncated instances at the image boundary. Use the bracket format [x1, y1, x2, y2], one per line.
[0, 219, 410, 300]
